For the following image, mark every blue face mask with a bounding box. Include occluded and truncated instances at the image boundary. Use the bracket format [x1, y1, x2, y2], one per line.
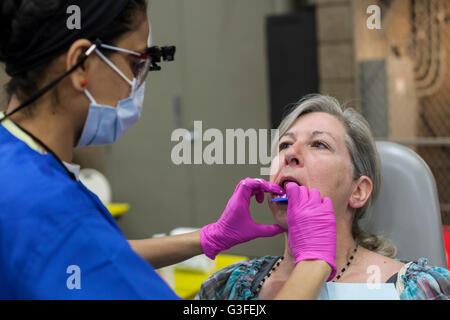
[76, 50, 146, 148]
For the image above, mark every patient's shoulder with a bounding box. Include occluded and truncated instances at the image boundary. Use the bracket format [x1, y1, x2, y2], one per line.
[369, 251, 406, 281]
[397, 257, 450, 300]
[341, 248, 405, 283]
[196, 255, 278, 300]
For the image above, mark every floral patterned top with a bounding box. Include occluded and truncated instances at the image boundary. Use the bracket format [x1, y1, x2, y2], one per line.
[196, 256, 449, 300]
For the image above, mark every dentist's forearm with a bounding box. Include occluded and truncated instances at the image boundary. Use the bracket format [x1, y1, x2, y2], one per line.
[128, 231, 203, 269]
[274, 260, 331, 300]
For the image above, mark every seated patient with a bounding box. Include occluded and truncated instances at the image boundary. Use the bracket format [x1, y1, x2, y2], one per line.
[197, 94, 450, 300]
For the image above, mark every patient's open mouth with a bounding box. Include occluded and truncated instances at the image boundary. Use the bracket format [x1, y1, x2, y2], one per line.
[271, 194, 288, 202]
[271, 177, 302, 203]
[279, 177, 302, 190]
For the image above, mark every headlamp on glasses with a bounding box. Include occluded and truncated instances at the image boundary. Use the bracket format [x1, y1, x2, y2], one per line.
[147, 46, 176, 71]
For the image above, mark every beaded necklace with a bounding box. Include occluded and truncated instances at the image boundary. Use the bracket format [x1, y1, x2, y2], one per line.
[332, 244, 359, 282]
[255, 256, 284, 293]
[255, 244, 359, 293]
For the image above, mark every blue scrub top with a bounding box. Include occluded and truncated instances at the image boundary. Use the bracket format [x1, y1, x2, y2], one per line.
[0, 124, 180, 300]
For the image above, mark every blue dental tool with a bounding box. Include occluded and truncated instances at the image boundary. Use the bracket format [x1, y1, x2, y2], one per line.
[271, 195, 288, 202]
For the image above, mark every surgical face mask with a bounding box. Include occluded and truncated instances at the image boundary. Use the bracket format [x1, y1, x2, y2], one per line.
[76, 49, 147, 148]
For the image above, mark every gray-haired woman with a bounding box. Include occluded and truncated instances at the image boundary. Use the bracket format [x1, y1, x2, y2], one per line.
[197, 94, 450, 300]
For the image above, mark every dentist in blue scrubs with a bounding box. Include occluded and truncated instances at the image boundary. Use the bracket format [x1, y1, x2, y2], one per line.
[0, 0, 336, 299]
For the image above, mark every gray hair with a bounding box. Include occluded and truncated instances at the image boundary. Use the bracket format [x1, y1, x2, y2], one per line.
[273, 94, 397, 258]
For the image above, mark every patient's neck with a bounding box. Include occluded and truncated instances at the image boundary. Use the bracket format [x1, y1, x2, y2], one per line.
[278, 222, 357, 281]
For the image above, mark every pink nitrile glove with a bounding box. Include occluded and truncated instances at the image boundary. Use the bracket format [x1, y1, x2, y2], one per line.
[285, 183, 337, 282]
[200, 178, 286, 260]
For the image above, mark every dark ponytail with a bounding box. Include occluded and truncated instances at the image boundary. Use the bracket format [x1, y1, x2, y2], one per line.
[0, 1, 65, 109]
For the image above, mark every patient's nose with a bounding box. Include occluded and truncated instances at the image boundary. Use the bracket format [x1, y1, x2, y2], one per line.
[284, 144, 303, 167]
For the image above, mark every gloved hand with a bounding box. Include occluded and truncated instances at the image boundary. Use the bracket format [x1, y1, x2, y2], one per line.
[285, 183, 337, 281]
[200, 178, 286, 260]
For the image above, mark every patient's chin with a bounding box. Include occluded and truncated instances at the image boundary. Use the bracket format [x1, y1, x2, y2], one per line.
[278, 217, 288, 229]
[271, 209, 288, 229]
[268, 200, 288, 228]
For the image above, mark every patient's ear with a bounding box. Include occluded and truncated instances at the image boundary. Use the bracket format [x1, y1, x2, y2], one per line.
[349, 176, 373, 209]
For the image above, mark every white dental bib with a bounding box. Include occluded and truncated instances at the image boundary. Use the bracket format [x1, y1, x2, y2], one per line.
[317, 282, 399, 300]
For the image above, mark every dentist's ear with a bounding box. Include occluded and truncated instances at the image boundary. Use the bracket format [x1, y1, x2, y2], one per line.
[348, 176, 373, 209]
[66, 39, 95, 92]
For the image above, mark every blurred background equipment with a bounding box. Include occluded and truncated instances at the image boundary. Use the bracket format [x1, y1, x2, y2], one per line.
[79, 168, 130, 219]
[361, 141, 447, 268]
[353, 0, 450, 229]
[79, 168, 112, 204]
[266, 6, 319, 128]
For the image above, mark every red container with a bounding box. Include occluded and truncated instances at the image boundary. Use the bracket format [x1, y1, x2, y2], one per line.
[443, 225, 450, 270]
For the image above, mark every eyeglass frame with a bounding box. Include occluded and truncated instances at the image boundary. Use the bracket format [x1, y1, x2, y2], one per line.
[95, 42, 152, 89]
[83, 39, 175, 89]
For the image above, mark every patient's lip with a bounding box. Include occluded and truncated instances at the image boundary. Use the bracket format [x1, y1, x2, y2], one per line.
[278, 176, 302, 190]
[269, 175, 302, 204]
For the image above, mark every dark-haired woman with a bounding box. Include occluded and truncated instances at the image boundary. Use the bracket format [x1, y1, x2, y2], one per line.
[0, 1, 338, 299]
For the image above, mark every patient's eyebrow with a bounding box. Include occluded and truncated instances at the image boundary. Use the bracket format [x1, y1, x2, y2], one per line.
[311, 130, 337, 142]
[281, 132, 296, 139]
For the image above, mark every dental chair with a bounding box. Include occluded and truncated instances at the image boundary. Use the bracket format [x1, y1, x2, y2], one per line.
[360, 141, 447, 268]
